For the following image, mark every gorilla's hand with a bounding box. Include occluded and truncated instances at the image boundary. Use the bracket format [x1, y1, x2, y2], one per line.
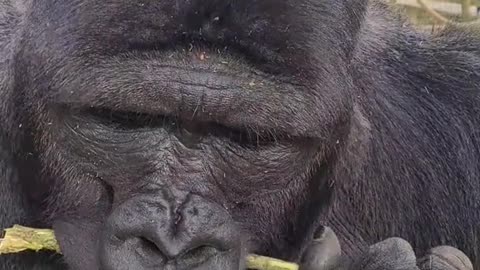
[300, 227, 474, 270]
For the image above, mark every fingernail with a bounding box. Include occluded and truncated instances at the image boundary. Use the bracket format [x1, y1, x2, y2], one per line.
[313, 226, 326, 240]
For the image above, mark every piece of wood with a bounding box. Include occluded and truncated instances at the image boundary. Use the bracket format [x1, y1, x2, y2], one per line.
[246, 254, 299, 270]
[0, 225, 61, 254]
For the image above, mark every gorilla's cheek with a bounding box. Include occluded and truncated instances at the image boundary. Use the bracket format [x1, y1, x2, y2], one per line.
[52, 220, 103, 270]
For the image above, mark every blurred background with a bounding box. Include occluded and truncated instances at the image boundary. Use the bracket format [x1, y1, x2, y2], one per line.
[390, 0, 480, 31]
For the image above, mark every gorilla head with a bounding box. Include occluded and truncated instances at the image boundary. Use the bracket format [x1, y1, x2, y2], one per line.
[1, 0, 479, 269]
[1, 0, 360, 269]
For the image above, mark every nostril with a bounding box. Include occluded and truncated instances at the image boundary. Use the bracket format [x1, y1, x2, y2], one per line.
[186, 245, 219, 257]
[131, 237, 165, 263]
[133, 238, 223, 267]
[180, 245, 222, 266]
[139, 237, 161, 254]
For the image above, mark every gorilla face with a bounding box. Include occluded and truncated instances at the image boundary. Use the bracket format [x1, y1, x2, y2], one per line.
[12, 0, 360, 269]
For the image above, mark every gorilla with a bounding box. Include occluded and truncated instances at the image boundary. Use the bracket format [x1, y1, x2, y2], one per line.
[0, 0, 479, 269]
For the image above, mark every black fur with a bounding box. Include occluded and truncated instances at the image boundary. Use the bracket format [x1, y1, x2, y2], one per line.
[0, 0, 479, 269]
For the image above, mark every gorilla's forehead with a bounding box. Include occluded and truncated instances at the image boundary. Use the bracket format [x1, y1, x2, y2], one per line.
[27, 0, 352, 138]
[34, 0, 343, 55]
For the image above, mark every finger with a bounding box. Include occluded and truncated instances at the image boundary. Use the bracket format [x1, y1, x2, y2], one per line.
[300, 226, 342, 270]
[355, 238, 419, 270]
[418, 246, 473, 270]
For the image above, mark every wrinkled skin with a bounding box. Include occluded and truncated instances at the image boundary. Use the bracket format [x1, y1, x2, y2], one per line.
[0, 0, 479, 269]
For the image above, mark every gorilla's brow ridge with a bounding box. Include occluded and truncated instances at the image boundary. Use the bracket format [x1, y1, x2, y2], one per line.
[51, 58, 325, 138]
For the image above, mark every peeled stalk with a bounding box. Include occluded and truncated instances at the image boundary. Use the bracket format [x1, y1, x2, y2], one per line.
[0, 225, 61, 254]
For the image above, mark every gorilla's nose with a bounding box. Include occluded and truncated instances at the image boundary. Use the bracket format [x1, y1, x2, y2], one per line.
[100, 193, 242, 270]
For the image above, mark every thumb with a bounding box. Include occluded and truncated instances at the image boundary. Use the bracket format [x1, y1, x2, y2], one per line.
[300, 226, 342, 270]
[418, 246, 473, 270]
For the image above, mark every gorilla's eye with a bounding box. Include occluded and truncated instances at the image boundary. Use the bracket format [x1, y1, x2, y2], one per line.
[84, 108, 276, 148]
[86, 108, 176, 130]
[208, 123, 277, 149]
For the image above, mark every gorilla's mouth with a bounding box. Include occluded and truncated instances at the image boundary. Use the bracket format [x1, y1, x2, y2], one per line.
[0, 224, 300, 270]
